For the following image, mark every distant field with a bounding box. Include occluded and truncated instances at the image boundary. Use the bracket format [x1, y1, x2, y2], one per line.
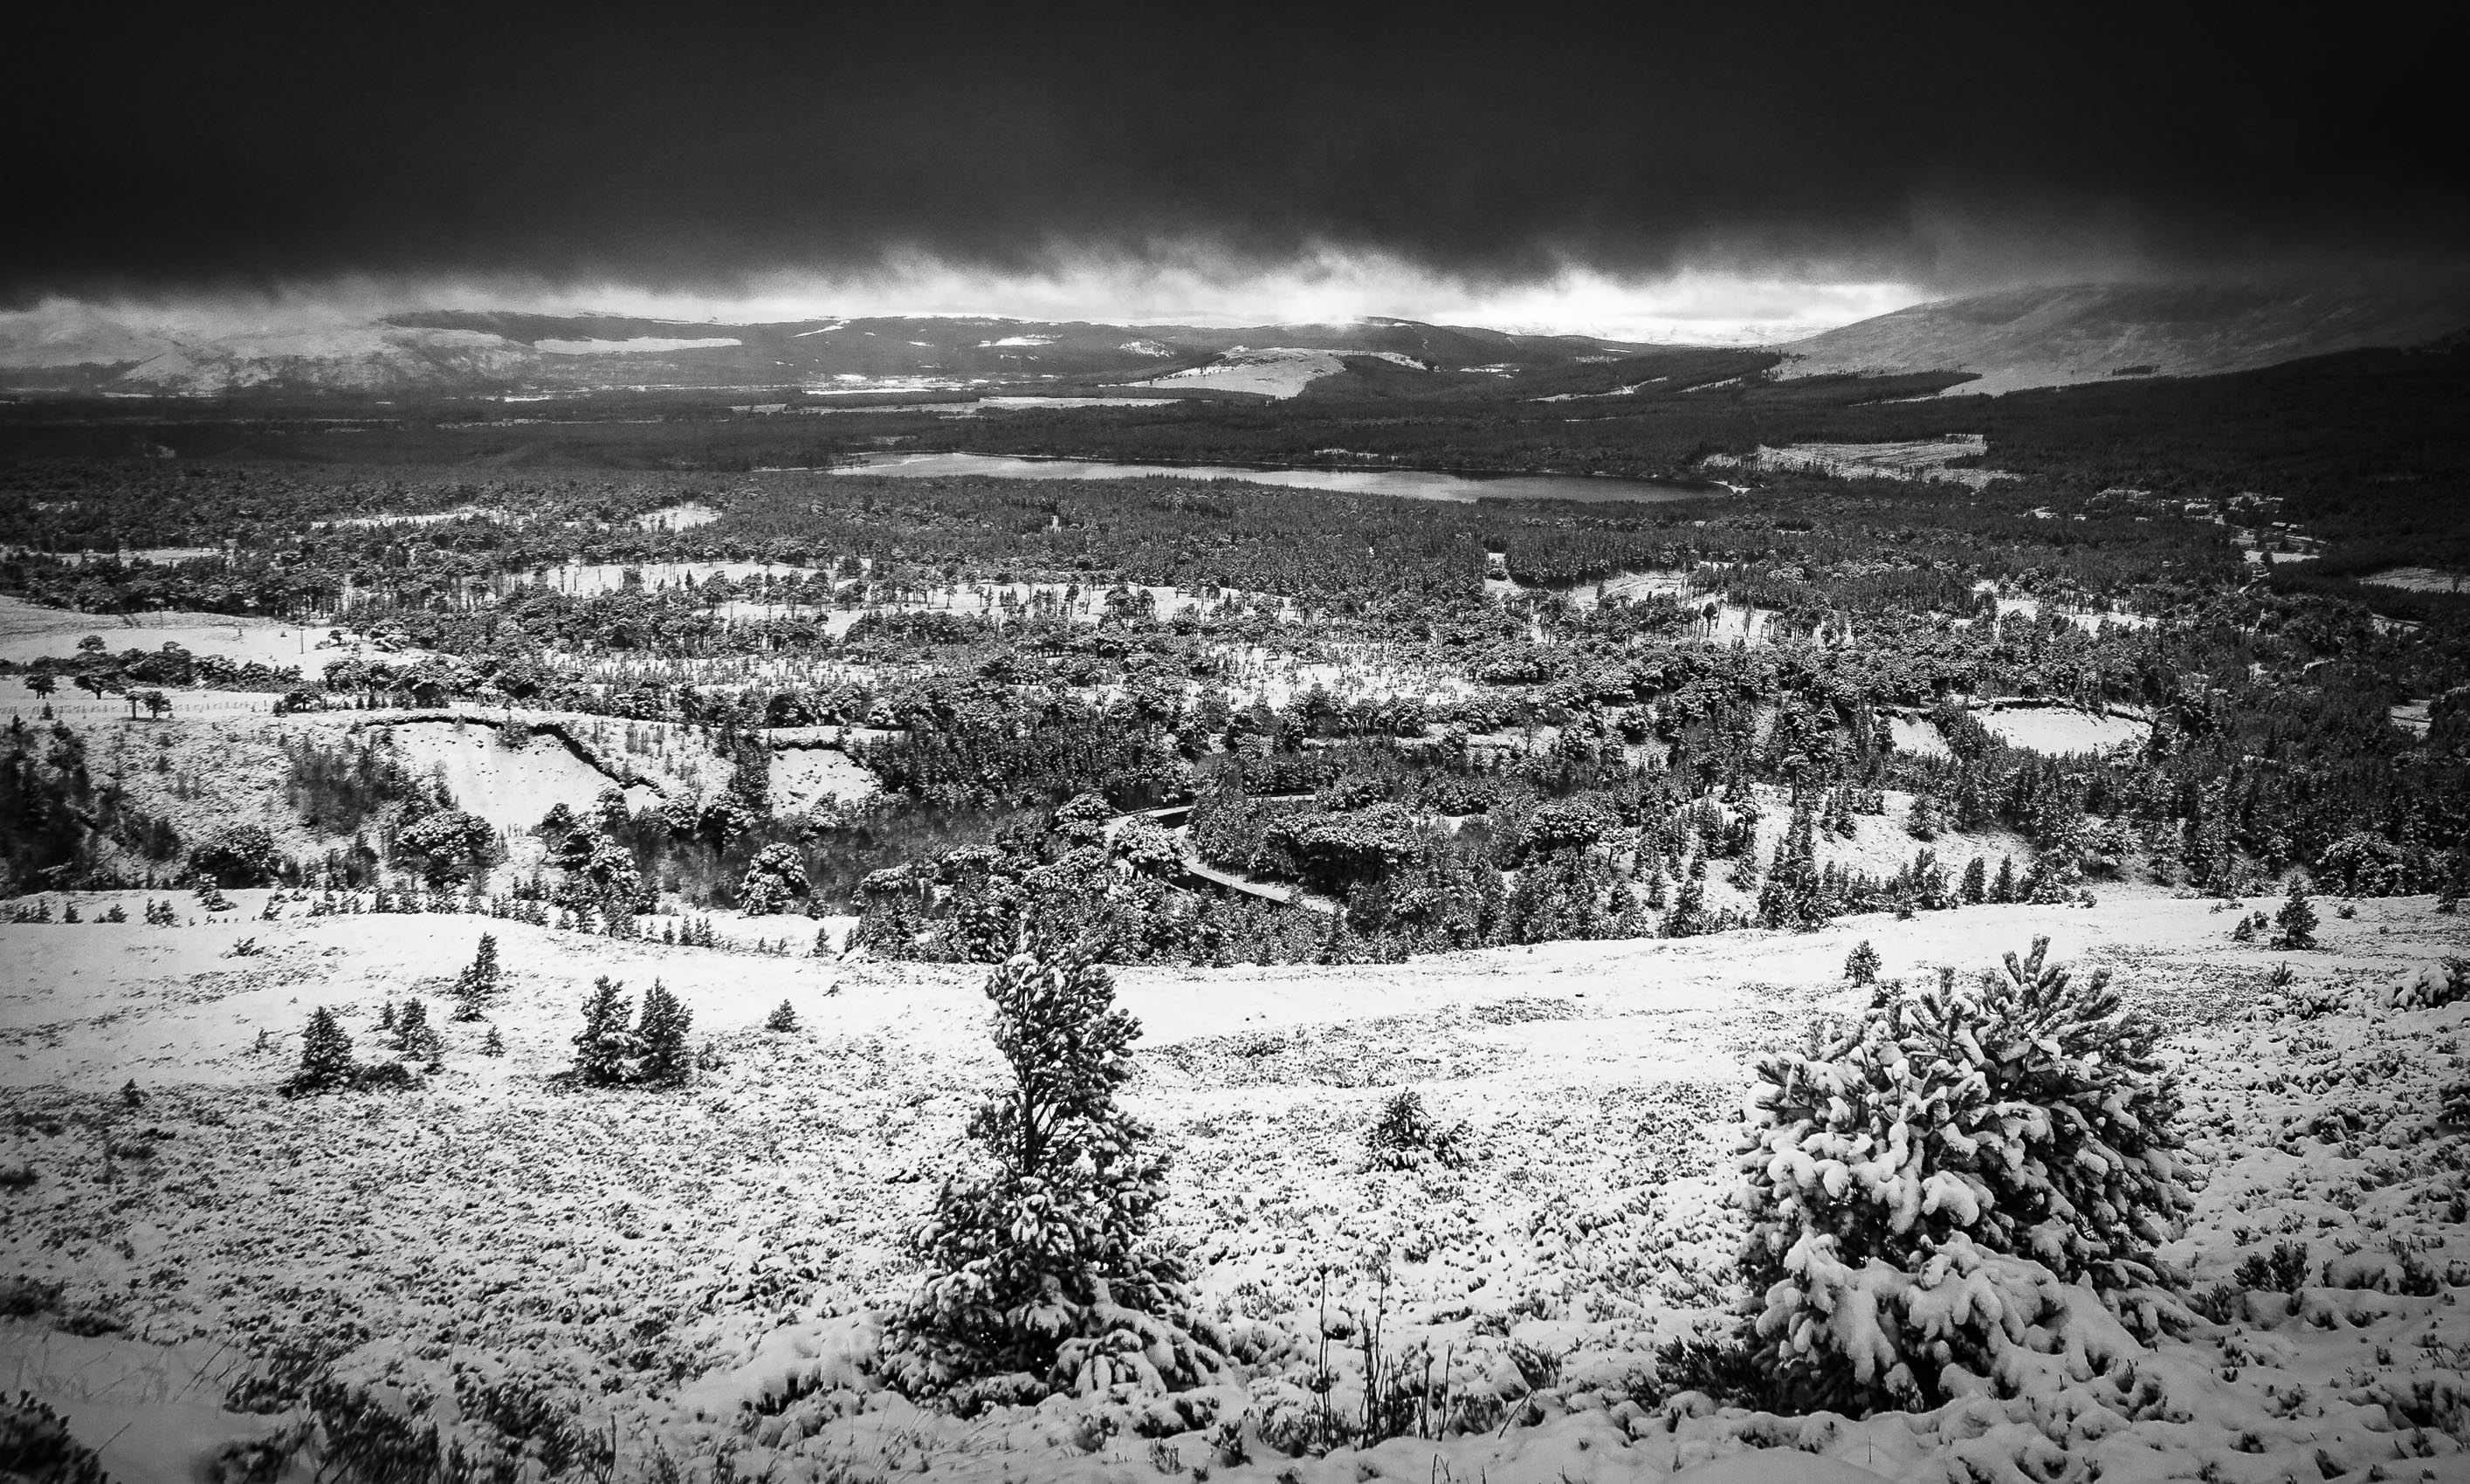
[0, 594, 323, 670]
[2361, 566, 2470, 592]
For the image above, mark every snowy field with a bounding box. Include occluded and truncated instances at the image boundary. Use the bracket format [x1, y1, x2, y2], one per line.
[635, 503, 722, 531]
[0, 594, 324, 670]
[5, 890, 2467, 1481]
[5, 688, 279, 726]
[768, 743, 884, 810]
[2363, 567, 2470, 594]
[1886, 714, 1951, 758]
[1133, 348, 1361, 398]
[1977, 705, 2151, 755]
[371, 718, 664, 835]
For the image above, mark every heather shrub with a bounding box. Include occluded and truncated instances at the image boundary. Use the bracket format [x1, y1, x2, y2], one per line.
[0, 1391, 107, 1484]
[2381, 958, 2468, 1011]
[1732, 936, 2191, 1412]
[880, 945, 1222, 1407]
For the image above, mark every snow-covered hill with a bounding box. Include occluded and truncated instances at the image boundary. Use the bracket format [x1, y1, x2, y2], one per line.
[1776, 281, 2470, 395]
[0, 303, 1637, 398]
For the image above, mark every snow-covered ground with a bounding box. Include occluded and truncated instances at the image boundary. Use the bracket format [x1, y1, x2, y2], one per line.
[1978, 705, 2150, 755]
[2363, 567, 2470, 594]
[768, 744, 882, 810]
[634, 503, 721, 531]
[1887, 714, 1951, 758]
[0, 594, 325, 670]
[1130, 347, 1424, 399]
[7, 889, 2464, 1481]
[374, 717, 663, 835]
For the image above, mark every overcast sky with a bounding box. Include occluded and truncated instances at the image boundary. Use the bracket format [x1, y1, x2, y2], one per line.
[9, 5, 2460, 337]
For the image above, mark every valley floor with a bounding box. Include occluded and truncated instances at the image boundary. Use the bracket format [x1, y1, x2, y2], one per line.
[3, 892, 2468, 1482]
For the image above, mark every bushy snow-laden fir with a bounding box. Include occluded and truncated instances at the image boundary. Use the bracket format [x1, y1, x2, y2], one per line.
[1736, 936, 2193, 1412]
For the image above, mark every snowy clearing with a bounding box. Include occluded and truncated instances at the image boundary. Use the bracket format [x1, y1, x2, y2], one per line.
[1977, 704, 2150, 754]
[634, 503, 721, 531]
[767, 744, 882, 811]
[1128, 347, 1424, 399]
[2, 893, 2466, 1481]
[2362, 567, 2470, 594]
[364, 718, 662, 837]
[0, 594, 324, 670]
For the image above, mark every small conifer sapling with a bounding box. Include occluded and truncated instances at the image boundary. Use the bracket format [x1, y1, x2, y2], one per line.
[283, 1007, 357, 1096]
[2274, 882, 2319, 950]
[451, 932, 502, 1021]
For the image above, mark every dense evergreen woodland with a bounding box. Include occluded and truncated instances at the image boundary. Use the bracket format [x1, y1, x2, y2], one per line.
[3, 347, 2466, 957]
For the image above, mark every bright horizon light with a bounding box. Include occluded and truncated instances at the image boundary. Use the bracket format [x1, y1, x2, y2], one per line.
[0, 245, 1933, 347]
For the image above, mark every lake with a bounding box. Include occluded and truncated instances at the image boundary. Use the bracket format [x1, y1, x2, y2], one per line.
[828, 451, 1715, 505]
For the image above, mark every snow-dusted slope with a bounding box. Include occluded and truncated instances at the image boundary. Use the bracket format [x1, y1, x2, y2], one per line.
[0, 304, 1626, 396]
[1776, 281, 2470, 395]
[5, 887, 2467, 1480]
[0, 301, 540, 394]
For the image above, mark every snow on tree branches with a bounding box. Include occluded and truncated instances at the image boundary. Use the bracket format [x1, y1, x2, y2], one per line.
[1732, 936, 2191, 1412]
[881, 945, 1223, 1410]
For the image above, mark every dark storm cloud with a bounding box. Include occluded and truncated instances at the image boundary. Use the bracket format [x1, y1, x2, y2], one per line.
[8, 5, 2463, 303]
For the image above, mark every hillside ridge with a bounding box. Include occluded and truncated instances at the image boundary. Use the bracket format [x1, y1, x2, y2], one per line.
[1779, 278, 2470, 395]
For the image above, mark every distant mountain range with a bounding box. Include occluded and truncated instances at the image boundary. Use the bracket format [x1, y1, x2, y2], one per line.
[3, 281, 2464, 399]
[0, 305, 1641, 398]
[1775, 281, 2470, 395]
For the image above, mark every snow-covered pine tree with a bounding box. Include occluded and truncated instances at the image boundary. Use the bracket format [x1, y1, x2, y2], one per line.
[1842, 938, 1881, 985]
[395, 999, 442, 1062]
[634, 980, 693, 1086]
[1734, 935, 2191, 1413]
[570, 976, 635, 1086]
[2272, 881, 2319, 950]
[451, 931, 501, 1021]
[881, 944, 1222, 1406]
[1756, 808, 1825, 931]
[1662, 857, 1710, 938]
[283, 1007, 356, 1096]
